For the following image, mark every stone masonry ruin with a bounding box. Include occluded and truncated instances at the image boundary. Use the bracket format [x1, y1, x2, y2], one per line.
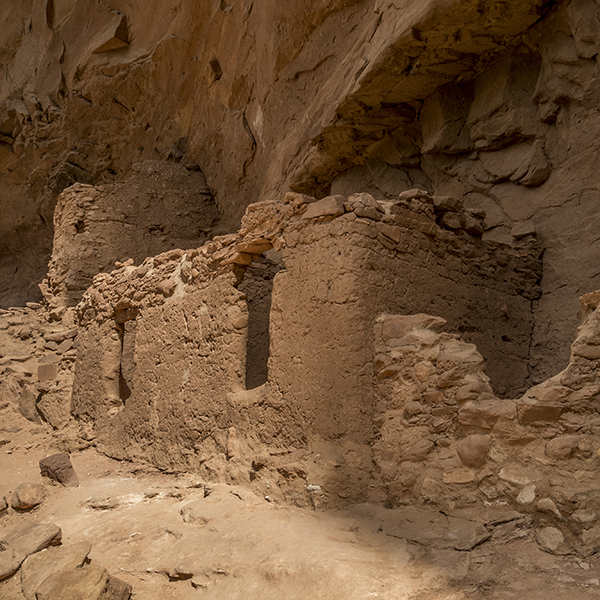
[2, 0, 600, 583]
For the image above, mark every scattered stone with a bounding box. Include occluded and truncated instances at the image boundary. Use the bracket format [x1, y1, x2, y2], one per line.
[20, 541, 92, 600]
[571, 510, 597, 525]
[536, 527, 565, 554]
[517, 484, 536, 505]
[498, 466, 532, 487]
[11, 483, 46, 510]
[545, 435, 579, 460]
[459, 399, 515, 430]
[456, 434, 491, 468]
[35, 562, 132, 600]
[0, 497, 7, 518]
[517, 402, 564, 425]
[582, 525, 600, 547]
[403, 439, 434, 462]
[3, 523, 62, 557]
[398, 189, 431, 201]
[447, 521, 491, 551]
[537, 498, 561, 518]
[86, 497, 120, 510]
[432, 195, 463, 213]
[442, 470, 476, 485]
[39, 453, 80, 487]
[303, 195, 345, 219]
[17, 387, 40, 424]
[0, 541, 25, 581]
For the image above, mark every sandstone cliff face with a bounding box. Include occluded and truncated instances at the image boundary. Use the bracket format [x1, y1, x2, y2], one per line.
[3, 0, 600, 383]
[0, 1, 553, 297]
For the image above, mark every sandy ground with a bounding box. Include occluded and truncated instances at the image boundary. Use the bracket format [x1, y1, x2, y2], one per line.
[1, 401, 599, 600]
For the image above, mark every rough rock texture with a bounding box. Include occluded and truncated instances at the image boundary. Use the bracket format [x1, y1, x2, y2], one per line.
[42, 161, 219, 309]
[11, 483, 46, 511]
[39, 452, 79, 487]
[35, 562, 132, 600]
[71, 191, 542, 503]
[370, 293, 600, 555]
[2, 523, 61, 557]
[0, 541, 25, 582]
[0, 304, 78, 434]
[20, 540, 91, 600]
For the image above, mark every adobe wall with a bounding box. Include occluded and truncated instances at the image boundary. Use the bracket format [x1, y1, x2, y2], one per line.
[71, 189, 542, 477]
[41, 161, 219, 311]
[72, 248, 249, 471]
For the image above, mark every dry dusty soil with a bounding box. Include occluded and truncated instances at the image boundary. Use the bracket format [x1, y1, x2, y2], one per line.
[1, 402, 599, 600]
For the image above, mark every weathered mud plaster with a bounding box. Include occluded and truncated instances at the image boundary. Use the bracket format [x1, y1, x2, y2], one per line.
[41, 161, 219, 311]
[71, 189, 541, 483]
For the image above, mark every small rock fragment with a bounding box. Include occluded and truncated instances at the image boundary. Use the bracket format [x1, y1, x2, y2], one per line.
[0, 541, 25, 581]
[39, 453, 80, 488]
[11, 483, 46, 510]
[303, 195, 345, 219]
[545, 435, 579, 460]
[447, 522, 491, 551]
[537, 498, 561, 518]
[37, 363, 57, 382]
[18, 388, 40, 424]
[536, 526, 564, 553]
[456, 434, 491, 468]
[517, 484, 536, 505]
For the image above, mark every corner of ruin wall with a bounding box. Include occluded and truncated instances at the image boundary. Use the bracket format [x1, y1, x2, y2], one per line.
[71, 248, 250, 471]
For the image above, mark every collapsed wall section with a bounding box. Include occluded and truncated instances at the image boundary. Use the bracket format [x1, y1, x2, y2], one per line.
[41, 161, 219, 311]
[371, 299, 600, 556]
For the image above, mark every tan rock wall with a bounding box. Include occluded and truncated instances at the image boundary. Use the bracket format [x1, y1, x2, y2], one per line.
[0, 0, 556, 307]
[43, 161, 218, 309]
[71, 190, 542, 480]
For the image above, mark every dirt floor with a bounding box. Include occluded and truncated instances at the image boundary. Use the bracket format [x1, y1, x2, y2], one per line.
[0, 401, 599, 600]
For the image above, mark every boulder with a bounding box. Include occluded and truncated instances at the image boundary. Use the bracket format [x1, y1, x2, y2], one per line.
[39, 453, 80, 488]
[35, 563, 132, 600]
[11, 483, 46, 511]
[2, 523, 61, 557]
[20, 541, 92, 600]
